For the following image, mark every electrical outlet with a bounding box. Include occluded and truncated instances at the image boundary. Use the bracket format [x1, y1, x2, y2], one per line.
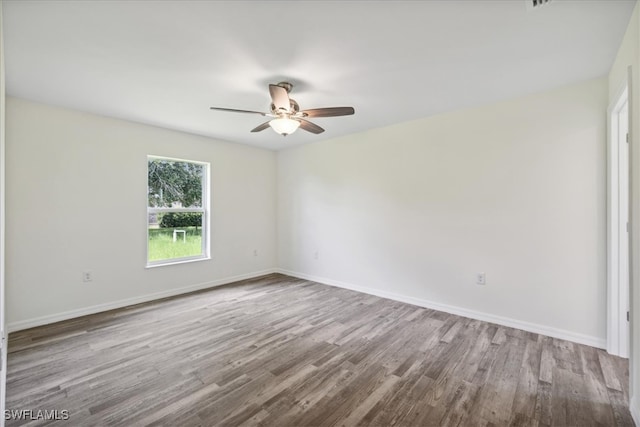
[83, 271, 93, 283]
[253, 249, 258, 257]
[476, 273, 486, 285]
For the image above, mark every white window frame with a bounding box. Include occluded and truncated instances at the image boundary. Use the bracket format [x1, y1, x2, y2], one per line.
[146, 155, 210, 267]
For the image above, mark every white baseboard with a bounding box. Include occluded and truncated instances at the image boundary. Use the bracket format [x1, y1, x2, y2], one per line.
[630, 395, 640, 427]
[278, 269, 606, 349]
[9, 267, 607, 350]
[7, 268, 278, 333]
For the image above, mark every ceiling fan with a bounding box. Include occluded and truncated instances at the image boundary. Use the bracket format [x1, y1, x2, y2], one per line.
[210, 82, 355, 136]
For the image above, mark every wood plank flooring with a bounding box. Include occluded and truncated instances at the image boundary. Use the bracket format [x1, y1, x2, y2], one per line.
[6, 274, 633, 426]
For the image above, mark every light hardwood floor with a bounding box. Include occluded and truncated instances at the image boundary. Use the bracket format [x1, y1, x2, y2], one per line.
[6, 274, 633, 426]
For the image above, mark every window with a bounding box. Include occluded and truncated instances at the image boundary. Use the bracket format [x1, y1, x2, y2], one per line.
[147, 156, 209, 266]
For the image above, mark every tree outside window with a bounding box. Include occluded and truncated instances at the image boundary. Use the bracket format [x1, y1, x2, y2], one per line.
[147, 156, 209, 265]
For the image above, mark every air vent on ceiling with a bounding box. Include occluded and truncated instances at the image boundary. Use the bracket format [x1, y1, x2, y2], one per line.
[527, 0, 553, 11]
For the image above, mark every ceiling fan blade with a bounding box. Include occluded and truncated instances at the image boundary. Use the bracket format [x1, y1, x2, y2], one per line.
[301, 107, 355, 118]
[299, 119, 325, 134]
[269, 84, 290, 112]
[210, 107, 266, 116]
[250, 121, 272, 133]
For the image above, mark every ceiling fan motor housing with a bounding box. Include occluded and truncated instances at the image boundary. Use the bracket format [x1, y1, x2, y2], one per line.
[270, 99, 299, 115]
[277, 81, 293, 93]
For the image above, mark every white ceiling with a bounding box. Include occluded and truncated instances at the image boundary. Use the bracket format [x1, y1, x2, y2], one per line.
[2, 0, 636, 150]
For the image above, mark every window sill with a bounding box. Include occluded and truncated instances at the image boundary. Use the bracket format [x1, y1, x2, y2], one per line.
[146, 256, 211, 269]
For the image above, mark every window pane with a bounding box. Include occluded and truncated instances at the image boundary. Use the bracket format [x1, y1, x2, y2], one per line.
[148, 159, 203, 209]
[148, 212, 203, 262]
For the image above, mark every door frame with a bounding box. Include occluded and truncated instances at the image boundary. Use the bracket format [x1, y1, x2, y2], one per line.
[608, 82, 630, 358]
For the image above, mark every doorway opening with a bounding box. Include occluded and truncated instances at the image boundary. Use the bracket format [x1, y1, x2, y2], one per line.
[607, 84, 629, 358]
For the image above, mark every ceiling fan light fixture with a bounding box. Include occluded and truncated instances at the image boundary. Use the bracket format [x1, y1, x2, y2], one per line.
[269, 117, 300, 136]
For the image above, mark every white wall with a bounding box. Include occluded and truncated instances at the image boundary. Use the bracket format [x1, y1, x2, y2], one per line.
[5, 97, 277, 329]
[609, 2, 640, 423]
[0, 2, 6, 424]
[278, 77, 608, 346]
[6, 77, 611, 346]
